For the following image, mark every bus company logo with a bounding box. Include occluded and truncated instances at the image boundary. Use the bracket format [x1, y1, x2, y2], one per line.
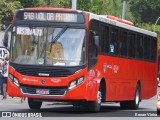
[51, 79, 61, 83]
[41, 80, 46, 84]
[107, 65, 112, 69]
[22, 78, 38, 82]
[113, 65, 119, 73]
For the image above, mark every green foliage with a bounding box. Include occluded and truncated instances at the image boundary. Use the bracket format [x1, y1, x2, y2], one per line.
[130, 0, 160, 23]
[20, 0, 71, 8]
[137, 23, 160, 50]
[77, 0, 103, 14]
[0, 0, 21, 29]
[48, 0, 71, 8]
[77, 0, 91, 12]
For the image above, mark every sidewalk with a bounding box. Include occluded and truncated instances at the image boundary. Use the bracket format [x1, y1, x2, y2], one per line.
[0, 95, 27, 104]
[0, 95, 65, 106]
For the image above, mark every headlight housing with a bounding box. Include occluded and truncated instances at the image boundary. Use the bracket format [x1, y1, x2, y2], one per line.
[13, 77, 20, 87]
[9, 74, 14, 82]
[68, 76, 85, 90]
[9, 73, 20, 87]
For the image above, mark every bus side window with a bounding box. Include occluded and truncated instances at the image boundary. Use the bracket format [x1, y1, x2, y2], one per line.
[90, 32, 98, 58]
[120, 31, 127, 57]
[110, 28, 118, 55]
[144, 36, 151, 60]
[151, 38, 157, 62]
[103, 26, 110, 54]
[136, 35, 143, 59]
[128, 33, 135, 58]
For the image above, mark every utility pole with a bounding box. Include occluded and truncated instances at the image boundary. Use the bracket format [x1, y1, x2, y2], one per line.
[122, 0, 127, 19]
[102, 0, 105, 15]
[154, 16, 160, 32]
[72, 0, 77, 10]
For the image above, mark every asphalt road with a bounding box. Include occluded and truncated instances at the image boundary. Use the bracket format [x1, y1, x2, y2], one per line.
[0, 87, 159, 119]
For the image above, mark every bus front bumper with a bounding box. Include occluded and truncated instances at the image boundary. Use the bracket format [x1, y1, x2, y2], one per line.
[7, 78, 88, 100]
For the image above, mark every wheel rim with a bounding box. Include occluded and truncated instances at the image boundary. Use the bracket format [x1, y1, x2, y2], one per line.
[97, 90, 102, 104]
[135, 89, 140, 105]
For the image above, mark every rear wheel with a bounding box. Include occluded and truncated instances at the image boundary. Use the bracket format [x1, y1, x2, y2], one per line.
[28, 98, 42, 109]
[120, 84, 140, 110]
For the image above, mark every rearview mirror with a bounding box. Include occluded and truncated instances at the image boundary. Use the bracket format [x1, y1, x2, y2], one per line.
[93, 35, 99, 49]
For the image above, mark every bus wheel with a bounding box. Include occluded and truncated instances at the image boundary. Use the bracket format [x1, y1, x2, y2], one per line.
[120, 84, 140, 110]
[28, 98, 42, 109]
[86, 85, 102, 112]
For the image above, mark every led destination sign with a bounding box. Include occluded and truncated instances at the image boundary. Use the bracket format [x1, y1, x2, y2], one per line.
[23, 12, 78, 22]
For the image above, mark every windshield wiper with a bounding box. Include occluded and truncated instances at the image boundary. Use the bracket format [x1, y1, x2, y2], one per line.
[38, 26, 68, 61]
[50, 25, 68, 52]
[29, 24, 38, 45]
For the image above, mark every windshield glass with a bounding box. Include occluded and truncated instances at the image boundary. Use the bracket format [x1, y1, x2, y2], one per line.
[11, 26, 86, 66]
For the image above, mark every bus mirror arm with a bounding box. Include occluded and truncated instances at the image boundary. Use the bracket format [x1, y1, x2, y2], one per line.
[3, 24, 11, 47]
[90, 30, 99, 49]
[93, 35, 99, 51]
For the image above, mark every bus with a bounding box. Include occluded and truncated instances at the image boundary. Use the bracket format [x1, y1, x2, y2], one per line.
[4, 8, 158, 112]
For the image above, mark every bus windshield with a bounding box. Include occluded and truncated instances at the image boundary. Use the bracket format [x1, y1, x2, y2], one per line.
[11, 26, 86, 66]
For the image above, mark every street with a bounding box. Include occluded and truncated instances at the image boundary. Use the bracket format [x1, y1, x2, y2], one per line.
[0, 87, 159, 118]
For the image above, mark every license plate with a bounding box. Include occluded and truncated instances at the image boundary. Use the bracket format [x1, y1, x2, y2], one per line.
[36, 89, 49, 95]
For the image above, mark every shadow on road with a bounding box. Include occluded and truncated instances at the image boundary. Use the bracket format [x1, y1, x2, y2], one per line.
[8, 104, 152, 117]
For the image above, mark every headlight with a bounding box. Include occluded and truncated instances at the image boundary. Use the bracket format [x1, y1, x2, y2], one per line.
[13, 77, 20, 87]
[77, 77, 84, 85]
[9, 74, 14, 81]
[9, 73, 20, 87]
[68, 76, 85, 90]
[68, 80, 77, 90]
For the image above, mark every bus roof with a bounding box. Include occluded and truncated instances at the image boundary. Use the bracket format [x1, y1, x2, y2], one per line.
[89, 12, 157, 38]
[25, 7, 76, 12]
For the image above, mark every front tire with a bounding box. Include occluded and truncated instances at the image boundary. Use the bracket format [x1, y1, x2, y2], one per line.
[85, 85, 102, 112]
[28, 98, 42, 109]
[120, 84, 140, 110]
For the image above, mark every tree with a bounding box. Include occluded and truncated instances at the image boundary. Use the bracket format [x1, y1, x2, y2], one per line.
[130, 0, 160, 23]
[0, 0, 21, 29]
[20, 0, 71, 8]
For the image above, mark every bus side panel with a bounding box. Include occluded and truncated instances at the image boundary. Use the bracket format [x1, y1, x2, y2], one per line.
[95, 55, 135, 101]
[107, 56, 136, 101]
[96, 55, 157, 101]
[86, 77, 100, 101]
[141, 62, 157, 99]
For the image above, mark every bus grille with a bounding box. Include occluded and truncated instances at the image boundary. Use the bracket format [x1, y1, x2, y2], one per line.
[16, 67, 72, 77]
[20, 85, 68, 96]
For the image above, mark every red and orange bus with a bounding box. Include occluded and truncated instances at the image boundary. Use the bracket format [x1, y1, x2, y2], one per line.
[4, 8, 158, 112]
